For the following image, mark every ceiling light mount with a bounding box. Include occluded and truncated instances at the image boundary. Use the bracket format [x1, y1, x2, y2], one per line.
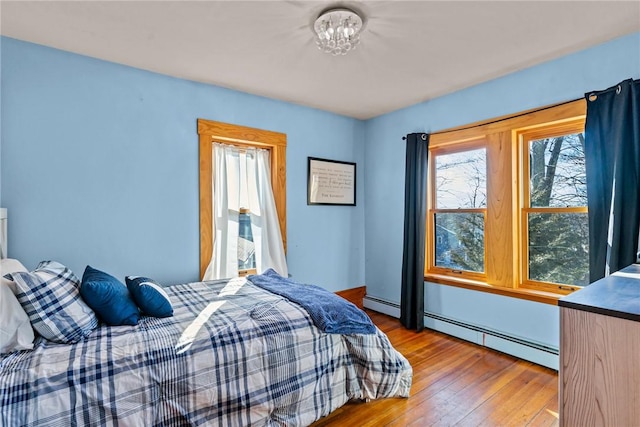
[313, 7, 364, 56]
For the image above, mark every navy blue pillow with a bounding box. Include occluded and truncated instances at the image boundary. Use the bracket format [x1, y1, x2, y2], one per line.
[125, 276, 173, 318]
[80, 266, 140, 326]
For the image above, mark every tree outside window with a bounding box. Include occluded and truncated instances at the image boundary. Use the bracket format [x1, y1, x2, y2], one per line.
[523, 126, 588, 288]
[432, 146, 486, 275]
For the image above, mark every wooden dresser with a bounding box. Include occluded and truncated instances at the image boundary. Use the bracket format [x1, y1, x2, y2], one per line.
[559, 263, 640, 427]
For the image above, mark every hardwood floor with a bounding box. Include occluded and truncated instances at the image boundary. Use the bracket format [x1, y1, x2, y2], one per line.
[312, 310, 559, 427]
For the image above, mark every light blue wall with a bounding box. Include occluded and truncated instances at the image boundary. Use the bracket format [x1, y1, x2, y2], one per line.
[364, 31, 640, 349]
[0, 37, 365, 291]
[2, 31, 640, 350]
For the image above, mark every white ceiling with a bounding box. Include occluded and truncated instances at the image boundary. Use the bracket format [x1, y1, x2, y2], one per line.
[1, 1, 639, 119]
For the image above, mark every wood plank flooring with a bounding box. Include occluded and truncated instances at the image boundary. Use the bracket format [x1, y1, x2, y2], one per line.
[312, 310, 559, 427]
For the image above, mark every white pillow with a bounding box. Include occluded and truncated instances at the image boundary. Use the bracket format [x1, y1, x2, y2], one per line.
[0, 259, 35, 354]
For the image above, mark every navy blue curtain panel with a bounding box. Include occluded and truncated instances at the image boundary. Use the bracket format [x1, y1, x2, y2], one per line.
[584, 78, 640, 283]
[400, 133, 429, 331]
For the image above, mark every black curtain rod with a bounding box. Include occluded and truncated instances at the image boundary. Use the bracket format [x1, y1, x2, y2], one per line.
[401, 133, 427, 141]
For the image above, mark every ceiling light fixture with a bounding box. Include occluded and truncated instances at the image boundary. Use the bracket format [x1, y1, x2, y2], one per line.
[314, 7, 364, 56]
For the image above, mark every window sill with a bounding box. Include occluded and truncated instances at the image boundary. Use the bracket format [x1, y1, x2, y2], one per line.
[424, 274, 562, 306]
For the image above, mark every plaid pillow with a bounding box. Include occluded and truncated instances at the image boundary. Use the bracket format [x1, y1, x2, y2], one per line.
[5, 261, 98, 344]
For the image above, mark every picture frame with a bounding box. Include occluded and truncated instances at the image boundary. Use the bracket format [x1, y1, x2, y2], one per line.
[307, 157, 356, 206]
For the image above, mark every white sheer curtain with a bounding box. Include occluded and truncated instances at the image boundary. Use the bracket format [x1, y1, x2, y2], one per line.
[203, 143, 287, 280]
[247, 148, 288, 277]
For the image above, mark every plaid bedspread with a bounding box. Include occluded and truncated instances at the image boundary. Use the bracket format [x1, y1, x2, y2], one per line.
[0, 278, 412, 426]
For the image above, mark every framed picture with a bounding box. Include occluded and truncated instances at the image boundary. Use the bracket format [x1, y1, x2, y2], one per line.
[307, 157, 356, 206]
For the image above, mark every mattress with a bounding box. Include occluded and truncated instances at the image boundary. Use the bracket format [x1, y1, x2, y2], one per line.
[0, 277, 412, 426]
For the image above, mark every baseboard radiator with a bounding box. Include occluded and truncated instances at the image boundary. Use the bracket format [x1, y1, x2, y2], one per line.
[363, 295, 559, 370]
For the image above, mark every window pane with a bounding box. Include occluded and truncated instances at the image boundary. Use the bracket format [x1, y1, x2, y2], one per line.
[528, 213, 589, 286]
[436, 148, 487, 208]
[434, 213, 484, 273]
[238, 210, 256, 270]
[529, 133, 586, 207]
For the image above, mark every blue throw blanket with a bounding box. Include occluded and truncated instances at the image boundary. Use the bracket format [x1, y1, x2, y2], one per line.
[247, 269, 376, 335]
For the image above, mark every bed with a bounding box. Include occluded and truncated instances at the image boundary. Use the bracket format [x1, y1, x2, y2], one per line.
[1, 267, 412, 426]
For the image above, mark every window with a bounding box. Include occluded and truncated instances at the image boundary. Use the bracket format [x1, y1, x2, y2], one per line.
[214, 144, 267, 277]
[197, 119, 287, 280]
[426, 100, 587, 304]
[238, 208, 256, 274]
[520, 122, 588, 292]
[430, 144, 487, 278]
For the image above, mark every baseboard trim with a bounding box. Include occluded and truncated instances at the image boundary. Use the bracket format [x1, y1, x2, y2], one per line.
[363, 295, 559, 370]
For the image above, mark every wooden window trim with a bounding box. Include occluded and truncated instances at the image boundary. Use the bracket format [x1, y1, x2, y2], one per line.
[238, 268, 258, 277]
[429, 99, 585, 146]
[517, 119, 586, 294]
[428, 140, 488, 281]
[197, 119, 287, 280]
[424, 273, 563, 305]
[425, 99, 587, 305]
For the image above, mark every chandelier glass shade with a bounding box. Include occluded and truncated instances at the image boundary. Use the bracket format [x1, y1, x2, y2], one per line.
[314, 8, 363, 56]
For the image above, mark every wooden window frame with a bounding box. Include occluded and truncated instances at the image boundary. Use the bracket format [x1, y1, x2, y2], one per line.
[197, 119, 287, 280]
[425, 99, 586, 305]
[428, 140, 488, 283]
[517, 120, 587, 295]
